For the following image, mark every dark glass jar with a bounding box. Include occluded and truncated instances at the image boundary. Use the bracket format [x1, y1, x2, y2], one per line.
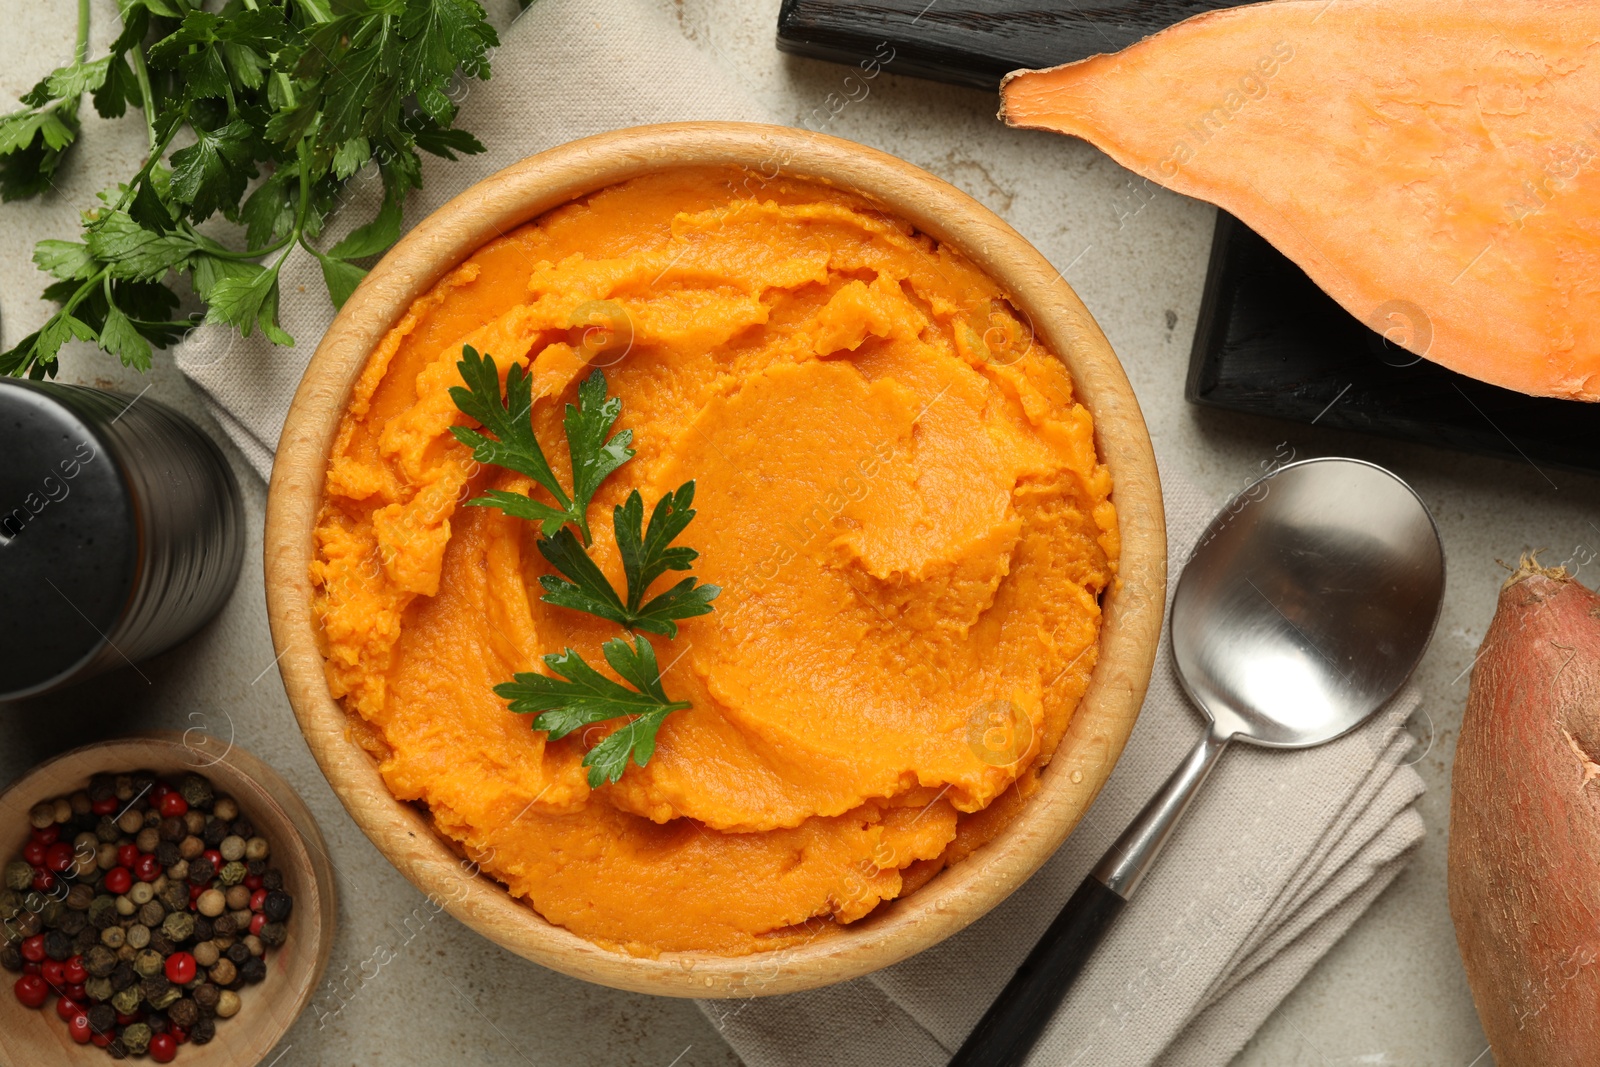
[0, 380, 244, 699]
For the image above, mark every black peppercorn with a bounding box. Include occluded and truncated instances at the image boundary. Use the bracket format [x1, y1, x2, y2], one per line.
[159, 816, 186, 842]
[192, 982, 220, 1014]
[188, 857, 216, 885]
[73, 926, 99, 954]
[262, 890, 293, 923]
[105, 1038, 129, 1060]
[225, 941, 251, 965]
[131, 771, 157, 797]
[87, 1001, 115, 1034]
[155, 840, 181, 868]
[142, 973, 173, 1003]
[238, 956, 267, 984]
[44, 929, 74, 961]
[110, 960, 138, 992]
[95, 817, 121, 843]
[168, 997, 200, 1029]
[59, 909, 87, 936]
[246, 857, 268, 877]
[189, 1014, 216, 1045]
[201, 819, 227, 848]
[258, 921, 287, 949]
[148, 930, 176, 957]
[85, 945, 118, 977]
[0, 943, 21, 972]
[146, 1012, 169, 1034]
[88, 775, 116, 803]
[159, 881, 189, 914]
[230, 818, 254, 839]
[192, 916, 214, 942]
[262, 868, 284, 892]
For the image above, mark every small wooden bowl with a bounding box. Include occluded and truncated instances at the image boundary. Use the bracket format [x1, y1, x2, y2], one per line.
[0, 735, 336, 1063]
[265, 122, 1165, 997]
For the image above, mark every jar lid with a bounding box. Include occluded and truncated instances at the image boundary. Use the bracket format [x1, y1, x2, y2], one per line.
[0, 380, 138, 698]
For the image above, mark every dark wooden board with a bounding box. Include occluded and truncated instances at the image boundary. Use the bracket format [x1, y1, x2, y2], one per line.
[1190, 212, 1600, 476]
[776, 0, 1238, 90]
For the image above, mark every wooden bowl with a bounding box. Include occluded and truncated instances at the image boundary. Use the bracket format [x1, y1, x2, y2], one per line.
[0, 735, 336, 1062]
[265, 122, 1165, 997]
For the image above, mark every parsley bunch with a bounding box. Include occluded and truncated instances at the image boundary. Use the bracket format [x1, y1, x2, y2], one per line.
[0, 0, 502, 379]
[449, 346, 720, 786]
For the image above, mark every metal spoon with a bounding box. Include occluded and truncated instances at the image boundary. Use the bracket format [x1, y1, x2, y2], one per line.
[951, 457, 1445, 1067]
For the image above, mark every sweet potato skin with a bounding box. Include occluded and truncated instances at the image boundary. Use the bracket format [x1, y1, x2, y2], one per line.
[1450, 563, 1600, 1065]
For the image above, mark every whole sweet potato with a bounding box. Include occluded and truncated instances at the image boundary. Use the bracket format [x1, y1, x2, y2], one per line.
[1450, 560, 1600, 1065]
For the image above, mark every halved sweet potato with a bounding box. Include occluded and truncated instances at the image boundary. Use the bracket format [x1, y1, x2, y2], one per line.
[1000, 0, 1600, 400]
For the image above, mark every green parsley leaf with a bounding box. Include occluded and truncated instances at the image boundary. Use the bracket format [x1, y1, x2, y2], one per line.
[99, 304, 152, 372]
[33, 240, 96, 282]
[563, 370, 635, 540]
[328, 196, 402, 260]
[536, 528, 631, 629]
[168, 119, 257, 222]
[313, 252, 367, 310]
[495, 635, 691, 788]
[204, 266, 292, 346]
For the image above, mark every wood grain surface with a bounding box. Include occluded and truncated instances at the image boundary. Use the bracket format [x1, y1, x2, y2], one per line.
[0, 734, 336, 1065]
[263, 122, 1166, 997]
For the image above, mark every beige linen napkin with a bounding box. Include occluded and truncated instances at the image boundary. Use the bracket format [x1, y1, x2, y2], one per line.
[173, 1, 1427, 1062]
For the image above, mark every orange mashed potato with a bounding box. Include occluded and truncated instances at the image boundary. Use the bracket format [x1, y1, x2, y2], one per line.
[311, 168, 1118, 956]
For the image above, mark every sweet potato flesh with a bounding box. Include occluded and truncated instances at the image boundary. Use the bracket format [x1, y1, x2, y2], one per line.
[1001, 0, 1600, 400]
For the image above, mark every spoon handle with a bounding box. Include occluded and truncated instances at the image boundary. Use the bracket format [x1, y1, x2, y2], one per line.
[949, 726, 1232, 1067]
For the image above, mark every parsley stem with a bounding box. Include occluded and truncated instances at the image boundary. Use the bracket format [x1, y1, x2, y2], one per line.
[74, 0, 90, 65]
[127, 46, 157, 155]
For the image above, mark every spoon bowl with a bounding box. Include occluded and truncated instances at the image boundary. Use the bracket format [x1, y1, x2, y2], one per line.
[1173, 457, 1446, 747]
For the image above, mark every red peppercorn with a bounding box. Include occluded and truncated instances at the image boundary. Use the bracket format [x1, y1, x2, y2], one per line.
[133, 853, 162, 883]
[91, 796, 118, 815]
[92, 1032, 112, 1048]
[249, 889, 267, 913]
[165, 952, 197, 985]
[65, 982, 86, 1003]
[30, 824, 59, 846]
[158, 792, 188, 818]
[149, 1031, 178, 1063]
[244, 874, 263, 891]
[250, 913, 267, 936]
[20, 935, 46, 964]
[41, 960, 66, 988]
[13, 975, 49, 1009]
[21, 962, 40, 976]
[22, 840, 46, 866]
[152, 782, 171, 800]
[116, 843, 140, 868]
[103, 866, 132, 895]
[68, 1010, 92, 1044]
[31, 867, 54, 893]
[55, 995, 81, 1022]
[170, 1025, 188, 1044]
[202, 849, 223, 870]
[116, 1009, 143, 1026]
[44, 842, 75, 873]
[63, 956, 87, 985]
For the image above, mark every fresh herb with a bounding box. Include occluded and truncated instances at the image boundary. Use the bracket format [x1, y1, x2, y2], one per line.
[449, 347, 633, 546]
[539, 484, 719, 638]
[448, 345, 720, 785]
[496, 635, 692, 788]
[0, 0, 500, 379]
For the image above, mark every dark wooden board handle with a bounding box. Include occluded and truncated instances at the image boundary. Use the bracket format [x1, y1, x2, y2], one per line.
[776, 0, 1239, 91]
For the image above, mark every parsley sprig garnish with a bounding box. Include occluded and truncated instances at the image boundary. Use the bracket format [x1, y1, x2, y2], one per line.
[449, 346, 719, 785]
[1, 0, 505, 379]
[496, 636, 692, 788]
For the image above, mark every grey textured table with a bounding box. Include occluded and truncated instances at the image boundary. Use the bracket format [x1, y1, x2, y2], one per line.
[6, 1, 1587, 1063]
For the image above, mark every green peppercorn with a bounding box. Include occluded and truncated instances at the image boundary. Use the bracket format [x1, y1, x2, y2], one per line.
[111, 985, 143, 1014]
[149, 984, 182, 1010]
[121, 1022, 152, 1055]
[3, 861, 31, 892]
[179, 775, 215, 809]
[162, 911, 196, 943]
[219, 860, 248, 886]
[134, 948, 164, 978]
[141, 973, 172, 1002]
[84, 944, 117, 977]
[85, 974, 114, 1002]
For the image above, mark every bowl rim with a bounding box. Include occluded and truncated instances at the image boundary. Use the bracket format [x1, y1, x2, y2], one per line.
[0, 733, 337, 1062]
[264, 121, 1166, 998]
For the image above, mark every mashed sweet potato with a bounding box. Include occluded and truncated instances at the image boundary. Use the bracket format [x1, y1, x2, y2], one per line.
[311, 168, 1117, 956]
